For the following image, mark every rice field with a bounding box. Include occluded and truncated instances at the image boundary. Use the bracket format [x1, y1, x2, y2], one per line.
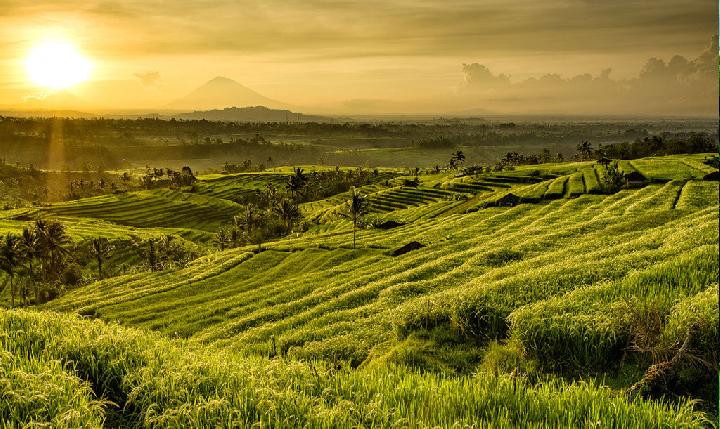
[1, 153, 717, 426]
[0, 309, 708, 428]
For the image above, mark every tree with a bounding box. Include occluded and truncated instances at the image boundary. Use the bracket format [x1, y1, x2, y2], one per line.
[576, 141, 594, 161]
[349, 188, 368, 249]
[34, 219, 70, 285]
[147, 238, 158, 272]
[597, 156, 612, 166]
[215, 227, 231, 250]
[178, 166, 196, 186]
[91, 237, 114, 279]
[236, 204, 259, 235]
[600, 161, 625, 194]
[0, 233, 21, 307]
[449, 151, 466, 169]
[20, 227, 39, 304]
[287, 167, 307, 200]
[540, 148, 552, 163]
[274, 199, 302, 233]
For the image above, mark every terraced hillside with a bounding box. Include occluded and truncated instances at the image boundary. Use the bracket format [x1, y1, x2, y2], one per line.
[2, 153, 718, 426]
[40, 189, 243, 232]
[47, 178, 719, 362]
[192, 172, 289, 201]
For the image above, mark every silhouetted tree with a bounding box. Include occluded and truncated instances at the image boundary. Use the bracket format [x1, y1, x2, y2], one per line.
[576, 141, 594, 161]
[35, 219, 70, 285]
[349, 188, 368, 249]
[274, 199, 302, 232]
[91, 237, 114, 278]
[449, 151, 466, 169]
[0, 233, 21, 307]
[287, 167, 307, 200]
[20, 227, 39, 303]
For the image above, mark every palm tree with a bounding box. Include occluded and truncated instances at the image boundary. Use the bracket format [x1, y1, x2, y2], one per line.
[349, 188, 368, 249]
[0, 233, 22, 307]
[216, 227, 231, 250]
[35, 219, 70, 283]
[576, 141, 594, 160]
[274, 199, 301, 232]
[453, 151, 465, 168]
[20, 227, 39, 304]
[237, 204, 259, 234]
[286, 167, 307, 200]
[92, 237, 114, 279]
[449, 151, 465, 169]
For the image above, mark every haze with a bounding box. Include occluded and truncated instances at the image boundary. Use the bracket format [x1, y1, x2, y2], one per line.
[0, 0, 717, 116]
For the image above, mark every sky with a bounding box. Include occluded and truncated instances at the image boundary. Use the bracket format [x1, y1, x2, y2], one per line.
[0, 0, 717, 115]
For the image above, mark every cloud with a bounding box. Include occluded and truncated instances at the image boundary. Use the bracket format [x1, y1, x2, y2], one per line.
[461, 64, 510, 90]
[1, 0, 715, 59]
[134, 71, 161, 86]
[457, 36, 718, 116]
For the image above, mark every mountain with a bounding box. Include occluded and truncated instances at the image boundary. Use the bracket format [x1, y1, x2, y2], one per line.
[167, 76, 285, 110]
[173, 106, 331, 122]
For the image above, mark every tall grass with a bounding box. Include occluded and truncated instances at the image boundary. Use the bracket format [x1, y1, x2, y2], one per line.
[0, 309, 709, 428]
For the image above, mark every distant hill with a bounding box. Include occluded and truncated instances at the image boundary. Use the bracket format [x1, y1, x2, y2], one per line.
[9, 90, 98, 113]
[0, 109, 96, 118]
[167, 76, 285, 110]
[174, 106, 331, 123]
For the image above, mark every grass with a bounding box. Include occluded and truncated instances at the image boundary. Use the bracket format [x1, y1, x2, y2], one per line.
[0, 153, 717, 426]
[41, 189, 244, 232]
[0, 309, 709, 428]
[508, 245, 718, 371]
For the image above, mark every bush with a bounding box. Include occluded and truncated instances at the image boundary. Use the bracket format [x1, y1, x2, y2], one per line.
[61, 263, 84, 286]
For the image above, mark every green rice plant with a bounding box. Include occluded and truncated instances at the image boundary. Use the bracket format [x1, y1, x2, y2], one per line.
[514, 180, 550, 202]
[43, 189, 245, 232]
[617, 160, 638, 174]
[567, 172, 585, 197]
[681, 158, 718, 175]
[543, 176, 567, 199]
[508, 245, 719, 372]
[676, 180, 719, 210]
[660, 286, 719, 363]
[631, 158, 706, 181]
[0, 352, 105, 428]
[0, 309, 709, 428]
[582, 167, 602, 193]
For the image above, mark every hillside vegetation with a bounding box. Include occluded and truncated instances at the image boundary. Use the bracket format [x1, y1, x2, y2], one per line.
[0, 153, 717, 426]
[0, 309, 708, 427]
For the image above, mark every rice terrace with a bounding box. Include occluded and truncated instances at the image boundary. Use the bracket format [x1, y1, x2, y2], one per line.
[0, 1, 719, 428]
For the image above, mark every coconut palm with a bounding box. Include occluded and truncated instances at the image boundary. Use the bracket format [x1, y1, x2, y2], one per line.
[34, 219, 70, 283]
[0, 233, 22, 307]
[92, 237, 114, 279]
[20, 227, 39, 304]
[576, 141, 594, 160]
[349, 187, 368, 249]
[287, 167, 307, 200]
[216, 227, 231, 250]
[274, 199, 302, 232]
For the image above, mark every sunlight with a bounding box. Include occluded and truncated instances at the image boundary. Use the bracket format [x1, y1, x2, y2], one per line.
[25, 39, 92, 90]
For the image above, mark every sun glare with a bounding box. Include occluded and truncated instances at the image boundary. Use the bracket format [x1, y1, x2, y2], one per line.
[25, 39, 92, 90]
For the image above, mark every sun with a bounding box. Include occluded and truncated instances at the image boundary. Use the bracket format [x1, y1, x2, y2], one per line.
[25, 39, 92, 90]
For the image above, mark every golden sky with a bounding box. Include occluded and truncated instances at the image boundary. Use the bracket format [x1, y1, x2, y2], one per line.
[0, 0, 717, 115]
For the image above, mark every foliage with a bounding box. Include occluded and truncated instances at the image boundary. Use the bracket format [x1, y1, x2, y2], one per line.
[600, 161, 626, 193]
